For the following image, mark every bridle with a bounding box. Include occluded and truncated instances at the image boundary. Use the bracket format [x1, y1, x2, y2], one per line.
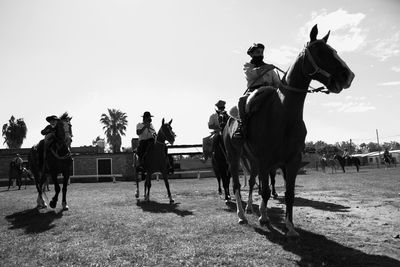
[278, 40, 335, 94]
[157, 124, 175, 145]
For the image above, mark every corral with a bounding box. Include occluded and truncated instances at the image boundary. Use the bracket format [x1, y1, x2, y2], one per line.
[0, 167, 399, 266]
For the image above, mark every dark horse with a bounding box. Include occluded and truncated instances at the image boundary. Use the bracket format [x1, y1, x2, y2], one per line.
[135, 118, 176, 203]
[29, 113, 73, 210]
[211, 111, 232, 201]
[223, 24, 354, 237]
[334, 155, 360, 172]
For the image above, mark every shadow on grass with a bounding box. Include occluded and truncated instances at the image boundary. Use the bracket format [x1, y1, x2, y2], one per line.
[5, 208, 64, 234]
[136, 200, 193, 217]
[251, 206, 400, 267]
[276, 196, 350, 212]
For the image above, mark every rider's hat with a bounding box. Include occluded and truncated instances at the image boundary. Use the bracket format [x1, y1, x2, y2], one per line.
[247, 43, 265, 56]
[142, 111, 153, 118]
[46, 115, 59, 122]
[215, 100, 226, 109]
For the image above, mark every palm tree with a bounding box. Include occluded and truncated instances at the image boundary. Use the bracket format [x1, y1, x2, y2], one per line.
[100, 109, 128, 153]
[2, 116, 28, 148]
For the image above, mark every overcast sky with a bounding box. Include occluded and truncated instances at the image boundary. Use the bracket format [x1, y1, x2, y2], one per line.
[1, 0, 399, 149]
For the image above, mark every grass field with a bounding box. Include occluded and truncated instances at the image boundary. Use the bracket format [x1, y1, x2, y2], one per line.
[1, 167, 399, 266]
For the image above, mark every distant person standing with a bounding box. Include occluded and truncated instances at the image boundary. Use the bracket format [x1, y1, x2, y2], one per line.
[136, 111, 156, 167]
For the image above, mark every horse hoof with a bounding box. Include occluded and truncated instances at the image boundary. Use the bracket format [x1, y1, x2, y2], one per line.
[62, 203, 69, 211]
[286, 229, 300, 238]
[135, 193, 139, 198]
[259, 218, 270, 226]
[246, 209, 253, 214]
[49, 201, 57, 209]
[238, 218, 248, 225]
[273, 193, 278, 200]
[169, 199, 175, 204]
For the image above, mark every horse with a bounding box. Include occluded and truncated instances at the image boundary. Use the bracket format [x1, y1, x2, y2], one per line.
[135, 118, 176, 203]
[8, 160, 23, 190]
[29, 112, 73, 210]
[334, 155, 360, 173]
[320, 156, 339, 174]
[223, 24, 354, 237]
[383, 153, 395, 169]
[211, 111, 232, 201]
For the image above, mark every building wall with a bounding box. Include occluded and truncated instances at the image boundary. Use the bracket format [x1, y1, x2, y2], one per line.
[0, 147, 134, 180]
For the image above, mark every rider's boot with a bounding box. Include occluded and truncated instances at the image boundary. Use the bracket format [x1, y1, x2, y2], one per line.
[232, 96, 248, 140]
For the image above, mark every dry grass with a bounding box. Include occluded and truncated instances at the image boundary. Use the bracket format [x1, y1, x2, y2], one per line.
[1, 167, 399, 266]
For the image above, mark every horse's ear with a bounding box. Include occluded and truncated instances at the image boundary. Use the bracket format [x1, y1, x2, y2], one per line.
[168, 119, 172, 125]
[310, 24, 318, 42]
[162, 118, 165, 125]
[322, 30, 330, 43]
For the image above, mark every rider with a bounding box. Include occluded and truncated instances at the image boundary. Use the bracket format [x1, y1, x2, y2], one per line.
[208, 100, 227, 134]
[13, 154, 23, 170]
[208, 100, 227, 152]
[233, 43, 281, 139]
[136, 111, 157, 168]
[342, 148, 350, 159]
[383, 148, 390, 160]
[41, 115, 60, 161]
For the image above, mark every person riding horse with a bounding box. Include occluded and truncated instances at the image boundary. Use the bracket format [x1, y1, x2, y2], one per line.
[233, 43, 281, 139]
[136, 111, 157, 170]
[41, 115, 60, 166]
[208, 100, 228, 150]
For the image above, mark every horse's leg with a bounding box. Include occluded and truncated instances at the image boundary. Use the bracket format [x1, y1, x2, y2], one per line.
[8, 176, 11, 190]
[49, 172, 60, 209]
[227, 147, 247, 224]
[61, 172, 70, 210]
[135, 171, 140, 198]
[162, 170, 174, 204]
[283, 161, 300, 238]
[258, 166, 271, 225]
[36, 172, 47, 209]
[16, 173, 21, 190]
[222, 170, 231, 202]
[270, 169, 278, 199]
[245, 171, 257, 213]
[144, 172, 151, 201]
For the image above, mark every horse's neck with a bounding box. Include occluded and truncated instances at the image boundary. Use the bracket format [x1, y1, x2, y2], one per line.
[282, 57, 311, 118]
[156, 129, 166, 144]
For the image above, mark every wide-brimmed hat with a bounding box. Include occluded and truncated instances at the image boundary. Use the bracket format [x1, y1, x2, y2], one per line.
[46, 115, 59, 122]
[247, 43, 265, 55]
[142, 111, 153, 118]
[215, 100, 226, 108]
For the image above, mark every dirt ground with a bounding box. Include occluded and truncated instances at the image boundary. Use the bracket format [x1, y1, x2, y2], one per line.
[0, 166, 399, 266]
[253, 166, 400, 266]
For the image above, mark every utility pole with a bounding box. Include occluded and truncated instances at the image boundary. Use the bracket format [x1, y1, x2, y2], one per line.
[376, 129, 380, 168]
[349, 138, 352, 154]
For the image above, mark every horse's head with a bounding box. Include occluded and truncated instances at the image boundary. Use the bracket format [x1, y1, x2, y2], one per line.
[217, 111, 229, 130]
[302, 24, 355, 94]
[55, 112, 73, 148]
[159, 118, 176, 145]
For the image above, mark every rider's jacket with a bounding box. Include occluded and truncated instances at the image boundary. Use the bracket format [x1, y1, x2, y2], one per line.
[208, 113, 220, 132]
[136, 122, 156, 141]
[244, 62, 281, 91]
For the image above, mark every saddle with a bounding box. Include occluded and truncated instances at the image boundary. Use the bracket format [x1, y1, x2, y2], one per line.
[229, 86, 277, 120]
[245, 86, 277, 115]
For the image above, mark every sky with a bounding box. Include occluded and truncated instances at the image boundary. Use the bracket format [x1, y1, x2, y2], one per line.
[1, 0, 399, 150]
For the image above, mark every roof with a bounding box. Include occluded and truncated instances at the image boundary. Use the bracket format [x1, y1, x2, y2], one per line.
[352, 149, 400, 158]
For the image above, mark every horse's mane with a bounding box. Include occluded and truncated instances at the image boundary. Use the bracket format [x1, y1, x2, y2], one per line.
[59, 112, 72, 121]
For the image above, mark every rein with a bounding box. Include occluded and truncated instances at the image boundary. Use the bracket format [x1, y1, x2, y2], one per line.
[50, 146, 71, 160]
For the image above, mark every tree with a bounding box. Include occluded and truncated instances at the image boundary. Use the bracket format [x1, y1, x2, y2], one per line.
[366, 142, 379, 152]
[100, 109, 128, 153]
[2, 116, 27, 148]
